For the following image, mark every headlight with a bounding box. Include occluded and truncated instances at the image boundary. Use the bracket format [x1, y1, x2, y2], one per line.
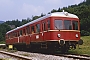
[57, 34, 61, 38]
[76, 34, 78, 38]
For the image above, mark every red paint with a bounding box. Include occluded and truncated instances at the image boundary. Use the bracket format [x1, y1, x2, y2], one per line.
[6, 16, 80, 45]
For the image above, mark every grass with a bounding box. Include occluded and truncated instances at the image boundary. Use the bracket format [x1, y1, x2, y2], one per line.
[6, 47, 17, 53]
[68, 36, 90, 55]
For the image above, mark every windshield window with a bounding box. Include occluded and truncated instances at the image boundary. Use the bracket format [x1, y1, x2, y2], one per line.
[72, 21, 78, 30]
[64, 20, 72, 30]
[54, 20, 79, 30]
[55, 20, 63, 29]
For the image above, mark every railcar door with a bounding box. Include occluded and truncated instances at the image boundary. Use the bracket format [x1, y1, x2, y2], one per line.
[41, 20, 51, 49]
[42, 20, 50, 41]
[42, 21, 46, 41]
[25, 26, 31, 45]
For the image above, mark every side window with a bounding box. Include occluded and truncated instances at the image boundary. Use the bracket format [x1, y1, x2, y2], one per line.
[26, 26, 30, 34]
[42, 22, 46, 31]
[72, 21, 78, 30]
[14, 32, 17, 37]
[31, 26, 35, 34]
[12, 33, 14, 38]
[11, 33, 12, 38]
[11, 33, 13, 38]
[20, 30, 22, 36]
[23, 29, 26, 35]
[13, 32, 14, 37]
[8, 34, 10, 39]
[13, 32, 15, 38]
[36, 24, 40, 33]
[16, 32, 18, 37]
[64, 20, 72, 30]
[17, 31, 19, 37]
[47, 20, 50, 30]
[13, 32, 16, 38]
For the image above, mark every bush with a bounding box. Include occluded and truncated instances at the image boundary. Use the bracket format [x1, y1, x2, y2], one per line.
[81, 30, 90, 36]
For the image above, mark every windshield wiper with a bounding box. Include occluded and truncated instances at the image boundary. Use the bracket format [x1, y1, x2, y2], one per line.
[55, 25, 61, 31]
[55, 25, 59, 30]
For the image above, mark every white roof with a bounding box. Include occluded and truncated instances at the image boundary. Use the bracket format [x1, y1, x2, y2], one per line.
[6, 12, 79, 34]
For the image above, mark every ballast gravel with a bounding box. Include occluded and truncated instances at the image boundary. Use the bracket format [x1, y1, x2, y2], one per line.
[0, 53, 18, 60]
[0, 50, 79, 60]
[14, 51, 78, 60]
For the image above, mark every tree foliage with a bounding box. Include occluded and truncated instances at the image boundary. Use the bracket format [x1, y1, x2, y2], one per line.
[0, 23, 11, 41]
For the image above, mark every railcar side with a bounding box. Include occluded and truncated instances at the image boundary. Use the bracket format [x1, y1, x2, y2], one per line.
[5, 12, 83, 52]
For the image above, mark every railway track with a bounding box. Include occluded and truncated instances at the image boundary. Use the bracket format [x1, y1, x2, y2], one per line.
[54, 54, 90, 60]
[0, 50, 90, 60]
[0, 51, 32, 60]
[38, 50, 90, 60]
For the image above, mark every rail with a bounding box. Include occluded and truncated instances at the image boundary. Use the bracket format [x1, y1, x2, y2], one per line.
[0, 51, 32, 60]
[55, 54, 90, 60]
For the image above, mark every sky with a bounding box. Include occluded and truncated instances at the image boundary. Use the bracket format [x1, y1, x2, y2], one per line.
[0, 0, 84, 21]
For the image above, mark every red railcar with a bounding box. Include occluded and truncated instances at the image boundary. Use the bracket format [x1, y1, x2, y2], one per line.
[5, 11, 83, 52]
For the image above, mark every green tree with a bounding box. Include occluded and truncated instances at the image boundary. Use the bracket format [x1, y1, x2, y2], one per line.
[32, 15, 40, 20]
[0, 23, 11, 41]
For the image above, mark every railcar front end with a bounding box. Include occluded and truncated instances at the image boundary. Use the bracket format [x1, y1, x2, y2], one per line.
[46, 18, 83, 52]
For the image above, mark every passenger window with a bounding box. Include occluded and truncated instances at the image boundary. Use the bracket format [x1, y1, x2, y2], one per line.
[47, 20, 50, 30]
[13, 32, 15, 37]
[12, 32, 16, 38]
[11, 33, 13, 38]
[10, 33, 13, 38]
[43, 22, 46, 31]
[14, 32, 17, 37]
[13, 32, 14, 37]
[17, 32, 19, 37]
[36, 24, 40, 33]
[31, 26, 35, 34]
[23, 29, 26, 35]
[16, 32, 18, 37]
[13, 33, 14, 38]
[8, 34, 10, 39]
[9, 34, 11, 38]
[26, 26, 30, 34]
[20, 30, 22, 36]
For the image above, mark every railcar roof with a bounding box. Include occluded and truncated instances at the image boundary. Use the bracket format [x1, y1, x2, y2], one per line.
[6, 12, 79, 34]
